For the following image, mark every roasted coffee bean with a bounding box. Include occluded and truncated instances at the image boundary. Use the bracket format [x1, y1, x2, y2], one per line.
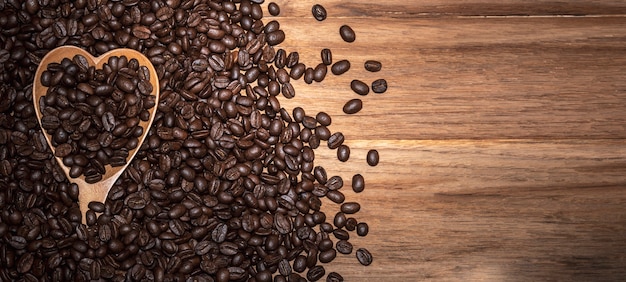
[334, 212, 347, 229]
[326, 190, 345, 204]
[337, 145, 350, 162]
[326, 175, 344, 191]
[88, 201, 105, 213]
[327, 132, 344, 149]
[341, 202, 361, 214]
[313, 63, 327, 82]
[268, 2, 281, 16]
[367, 149, 380, 166]
[371, 79, 388, 94]
[364, 60, 382, 72]
[307, 265, 326, 281]
[345, 217, 358, 231]
[351, 79, 370, 96]
[321, 48, 332, 65]
[286, 52, 300, 68]
[352, 174, 365, 193]
[290, 63, 306, 80]
[316, 112, 332, 126]
[326, 272, 344, 282]
[356, 248, 373, 266]
[343, 99, 363, 114]
[266, 30, 286, 46]
[331, 60, 350, 75]
[339, 25, 356, 42]
[312, 4, 327, 21]
[356, 222, 369, 236]
[282, 82, 295, 99]
[335, 240, 353, 254]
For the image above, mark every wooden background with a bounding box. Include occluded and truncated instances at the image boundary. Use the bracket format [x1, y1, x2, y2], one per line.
[264, 1, 626, 281]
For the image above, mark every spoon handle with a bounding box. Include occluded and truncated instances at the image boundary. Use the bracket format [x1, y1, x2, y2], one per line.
[73, 168, 124, 224]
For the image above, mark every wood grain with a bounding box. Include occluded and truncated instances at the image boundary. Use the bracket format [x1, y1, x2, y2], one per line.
[265, 0, 626, 281]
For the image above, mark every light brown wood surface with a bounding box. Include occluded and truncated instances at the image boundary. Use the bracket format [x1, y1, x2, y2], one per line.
[265, 1, 626, 281]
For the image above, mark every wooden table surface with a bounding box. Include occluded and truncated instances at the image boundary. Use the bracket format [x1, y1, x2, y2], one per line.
[266, 1, 626, 281]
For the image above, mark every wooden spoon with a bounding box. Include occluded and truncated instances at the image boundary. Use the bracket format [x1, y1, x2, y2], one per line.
[33, 46, 159, 223]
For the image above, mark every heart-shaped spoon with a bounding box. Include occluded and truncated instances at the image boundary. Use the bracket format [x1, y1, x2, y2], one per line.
[33, 46, 159, 223]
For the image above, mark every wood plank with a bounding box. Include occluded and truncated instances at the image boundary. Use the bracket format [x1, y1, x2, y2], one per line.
[266, 0, 626, 18]
[313, 140, 626, 281]
[272, 17, 626, 139]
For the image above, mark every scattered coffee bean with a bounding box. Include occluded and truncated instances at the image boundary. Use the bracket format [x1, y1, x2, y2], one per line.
[337, 144, 350, 162]
[341, 202, 361, 214]
[331, 59, 350, 75]
[357, 222, 369, 236]
[339, 25, 356, 42]
[307, 265, 326, 281]
[312, 4, 327, 21]
[372, 79, 388, 93]
[321, 48, 333, 65]
[367, 149, 380, 166]
[349, 174, 364, 195]
[351, 79, 370, 96]
[336, 240, 353, 254]
[327, 272, 345, 282]
[343, 99, 363, 114]
[356, 248, 373, 266]
[364, 60, 382, 72]
[327, 132, 345, 149]
[268, 2, 281, 16]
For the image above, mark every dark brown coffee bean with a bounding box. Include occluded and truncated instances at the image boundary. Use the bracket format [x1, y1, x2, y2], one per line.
[367, 149, 379, 166]
[337, 144, 350, 162]
[351, 79, 369, 96]
[356, 248, 373, 266]
[364, 60, 382, 72]
[88, 201, 105, 212]
[345, 217, 358, 231]
[371, 78, 388, 94]
[54, 143, 72, 157]
[286, 52, 300, 68]
[339, 25, 356, 42]
[304, 67, 315, 84]
[331, 60, 350, 75]
[282, 82, 295, 99]
[307, 265, 325, 281]
[315, 112, 331, 126]
[327, 272, 344, 282]
[352, 174, 365, 193]
[312, 4, 327, 21]
[268, 2, 280, 16]
[333, 229, 350, 241]
[335, 240, 353, 254]
[326, 190, 345, 204]
[343, 99, 362, 114]
[278, 258, 291, 276]
[266, 30, 285, 46]
[326, 175, 343, 191]
[290, 63, 306, 80]
[321, 48, 332, 65]
[341, 202, 360, 214]
[334, 212, 347, 229]
[327, 132, 344, 149]
[313, 63, 327, 82]
[357, 222, 369, 236]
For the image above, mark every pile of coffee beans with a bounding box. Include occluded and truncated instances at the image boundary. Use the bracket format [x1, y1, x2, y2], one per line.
[39, 54, 156, 183]
[0, 1, 387, 281]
